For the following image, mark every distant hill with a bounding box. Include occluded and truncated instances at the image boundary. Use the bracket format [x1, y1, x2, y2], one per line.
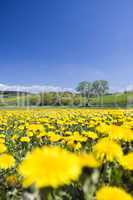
[0, 91, 30, 97]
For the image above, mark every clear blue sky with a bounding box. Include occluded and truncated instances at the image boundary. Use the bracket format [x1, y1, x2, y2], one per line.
[0, 0, 133, 90]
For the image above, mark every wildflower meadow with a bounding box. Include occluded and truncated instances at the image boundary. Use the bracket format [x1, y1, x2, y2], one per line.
[0, 109, 133, 199]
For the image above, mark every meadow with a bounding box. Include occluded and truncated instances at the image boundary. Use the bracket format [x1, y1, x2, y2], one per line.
[1, 91, 133, 108]
[90, 92, 133, 107]
[0, 108, 133, 199]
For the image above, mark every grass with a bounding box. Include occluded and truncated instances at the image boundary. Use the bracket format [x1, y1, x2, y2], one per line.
[0, 92, 133, 108]
[89, 92, 133, 108]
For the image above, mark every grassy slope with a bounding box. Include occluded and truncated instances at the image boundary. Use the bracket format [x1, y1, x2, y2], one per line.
[89, 92, 133, 107]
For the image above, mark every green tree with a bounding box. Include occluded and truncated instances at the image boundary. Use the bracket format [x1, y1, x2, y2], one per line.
[76, 81, 92, 97]
[92, 80, 109, 96]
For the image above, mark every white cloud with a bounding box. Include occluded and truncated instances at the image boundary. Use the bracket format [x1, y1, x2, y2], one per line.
[126, 85, 133, 92]
[0, 84, 75, 93]
[110, 84, 133, 93]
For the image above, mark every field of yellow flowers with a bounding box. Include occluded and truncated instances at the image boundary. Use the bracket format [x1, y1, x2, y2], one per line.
[0, 108, 133, 200]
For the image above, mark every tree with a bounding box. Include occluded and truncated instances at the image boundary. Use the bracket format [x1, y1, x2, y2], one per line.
[92, 80, 109, 96]
[76, 81, 92, 97]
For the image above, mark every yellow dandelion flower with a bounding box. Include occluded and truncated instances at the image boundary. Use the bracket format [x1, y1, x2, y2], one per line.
[108, 126, 133, 142]
[96, 124, 110, 135]
[74, 142, 82, 151]
[18, 125, 25, 130]
[119, 152, 133, 170]
[0, 154, 15, 169]
[93, 138, 123, 162]
[96, 186, 133, 200]
[48, 133, 62, 142]
[82, 131, 98, 140]
[0, 138, 5, 144]
[36, 131, 47, 138]
[11, 134, 18, 141]
[66, 140, 82, 150]
[18, 146, 82, 188]
[0, 143, 7, 154]
[0, 134, 5, 138]
[27, 124, 44, 133]
[66, 134, 87, 143]
[27, 131, 33, 137]
[20, 136, 30, 143]
[63, 131, 72, 136]
[6, 175, 18, 186]
[79, 153, 101, 168]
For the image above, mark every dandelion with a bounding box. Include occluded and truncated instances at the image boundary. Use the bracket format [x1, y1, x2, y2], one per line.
[96, 186, 132, 200]
[20, 136, 30, 143]
[0, 134, 5, 138]
[0, 154, 15, 169]
[27, 131, 34, 137]
[108, 126, 133, 142]
[0, 138, 5, 144]
[6, 175, 18, 186]
[48, 133, 62, 142]
[11, 134, 18, 141]
[74, 142, 82, 151]
[119, 152, 133, 170]
[93, 138, 123, 162]
[18, 146, 82, 188]
[0, 143, 7, 154]
[79, 153, 101, 168]
[82, 131, 98, 140]
[27, 124, 44, 133]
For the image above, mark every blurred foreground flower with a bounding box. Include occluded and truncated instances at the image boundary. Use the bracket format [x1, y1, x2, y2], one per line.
[120, 152, 133, 170]
[0, 154, 16, 169]
[79, 153, 101, 168]
[96, 186, 133, 200]
[93, 138, 123, 162]
[0, 143, 7, 153]
[18, 146, 82, 188]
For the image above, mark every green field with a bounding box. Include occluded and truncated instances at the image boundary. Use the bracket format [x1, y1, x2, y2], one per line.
[0, 91, 133, 108]
[89, 92, 133, 107]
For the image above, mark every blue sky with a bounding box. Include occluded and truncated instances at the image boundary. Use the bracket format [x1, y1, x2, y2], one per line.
[0, 0, 133, 90]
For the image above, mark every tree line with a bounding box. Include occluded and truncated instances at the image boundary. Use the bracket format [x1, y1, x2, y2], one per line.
[25, 80, 110, 107]
[76, 80, 109, 97]
[0, 80, 110, 107]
